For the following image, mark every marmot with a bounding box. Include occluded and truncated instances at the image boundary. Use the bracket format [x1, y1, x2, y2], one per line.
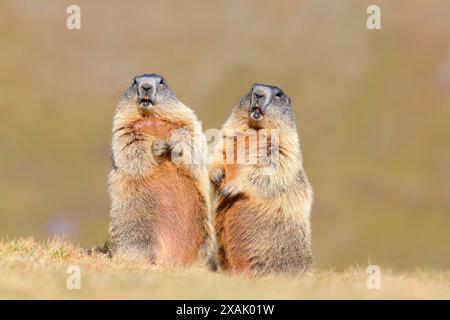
[210, 83, 314, 275]
[108, 74, 213, 267]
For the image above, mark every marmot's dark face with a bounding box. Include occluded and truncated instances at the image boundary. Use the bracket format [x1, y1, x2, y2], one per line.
[239, 83, 294, 128]
[119, 73, 178, 113]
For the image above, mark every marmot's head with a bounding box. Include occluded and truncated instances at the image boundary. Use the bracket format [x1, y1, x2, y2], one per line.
[236, 83, 295, 129]
[116, 74, 185, 119]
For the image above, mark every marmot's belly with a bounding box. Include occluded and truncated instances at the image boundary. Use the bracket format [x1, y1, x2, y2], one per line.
[147, 164, 207, 265]
[217, 197, 306, 274]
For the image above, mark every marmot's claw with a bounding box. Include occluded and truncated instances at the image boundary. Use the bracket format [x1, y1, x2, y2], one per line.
[219, 180, 243, 198]
[210, 167, 225, 187]
[152, 139, 169, 157]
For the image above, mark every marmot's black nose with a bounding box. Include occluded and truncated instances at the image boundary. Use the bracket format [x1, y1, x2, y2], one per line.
[254, 92, 264, 99]
[140, 83, 153, 93]
[251, 85, 271, 110]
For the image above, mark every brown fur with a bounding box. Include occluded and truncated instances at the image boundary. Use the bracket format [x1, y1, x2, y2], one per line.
[210, 84, 314, 275]
[108, 75, 213, 267]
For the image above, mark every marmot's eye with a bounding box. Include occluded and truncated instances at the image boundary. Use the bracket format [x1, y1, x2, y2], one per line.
[159, 79, 166, 85]
[275, 91, 283, 99]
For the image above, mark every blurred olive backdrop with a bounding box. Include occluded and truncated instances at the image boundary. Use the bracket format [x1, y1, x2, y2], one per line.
[1, 0, 449, 270]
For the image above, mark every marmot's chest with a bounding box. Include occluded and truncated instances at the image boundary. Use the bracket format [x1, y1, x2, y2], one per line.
[133, 116, 181, 140]
[219, 129, 273, 185]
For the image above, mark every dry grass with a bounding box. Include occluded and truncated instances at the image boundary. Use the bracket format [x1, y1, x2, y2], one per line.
[0, 237, 448, 300]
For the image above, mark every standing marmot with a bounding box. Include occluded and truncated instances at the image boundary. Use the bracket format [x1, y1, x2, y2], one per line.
[108, 74, 213, 267]
[210, 83, 314, 275]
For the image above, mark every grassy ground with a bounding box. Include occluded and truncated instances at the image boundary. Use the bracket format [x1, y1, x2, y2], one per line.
[0, 237, 448, 299]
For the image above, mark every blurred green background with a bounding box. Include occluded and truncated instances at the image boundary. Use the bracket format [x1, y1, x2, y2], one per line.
[0, 0, 449, 271]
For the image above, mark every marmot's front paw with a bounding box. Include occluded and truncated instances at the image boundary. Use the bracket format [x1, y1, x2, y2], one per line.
[210, 167, 225, 187]
[168, 140, 184, 156]
[219, 179, 243, 198]
[152, 139, 169, 157]
[167, 140, 187, 164]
